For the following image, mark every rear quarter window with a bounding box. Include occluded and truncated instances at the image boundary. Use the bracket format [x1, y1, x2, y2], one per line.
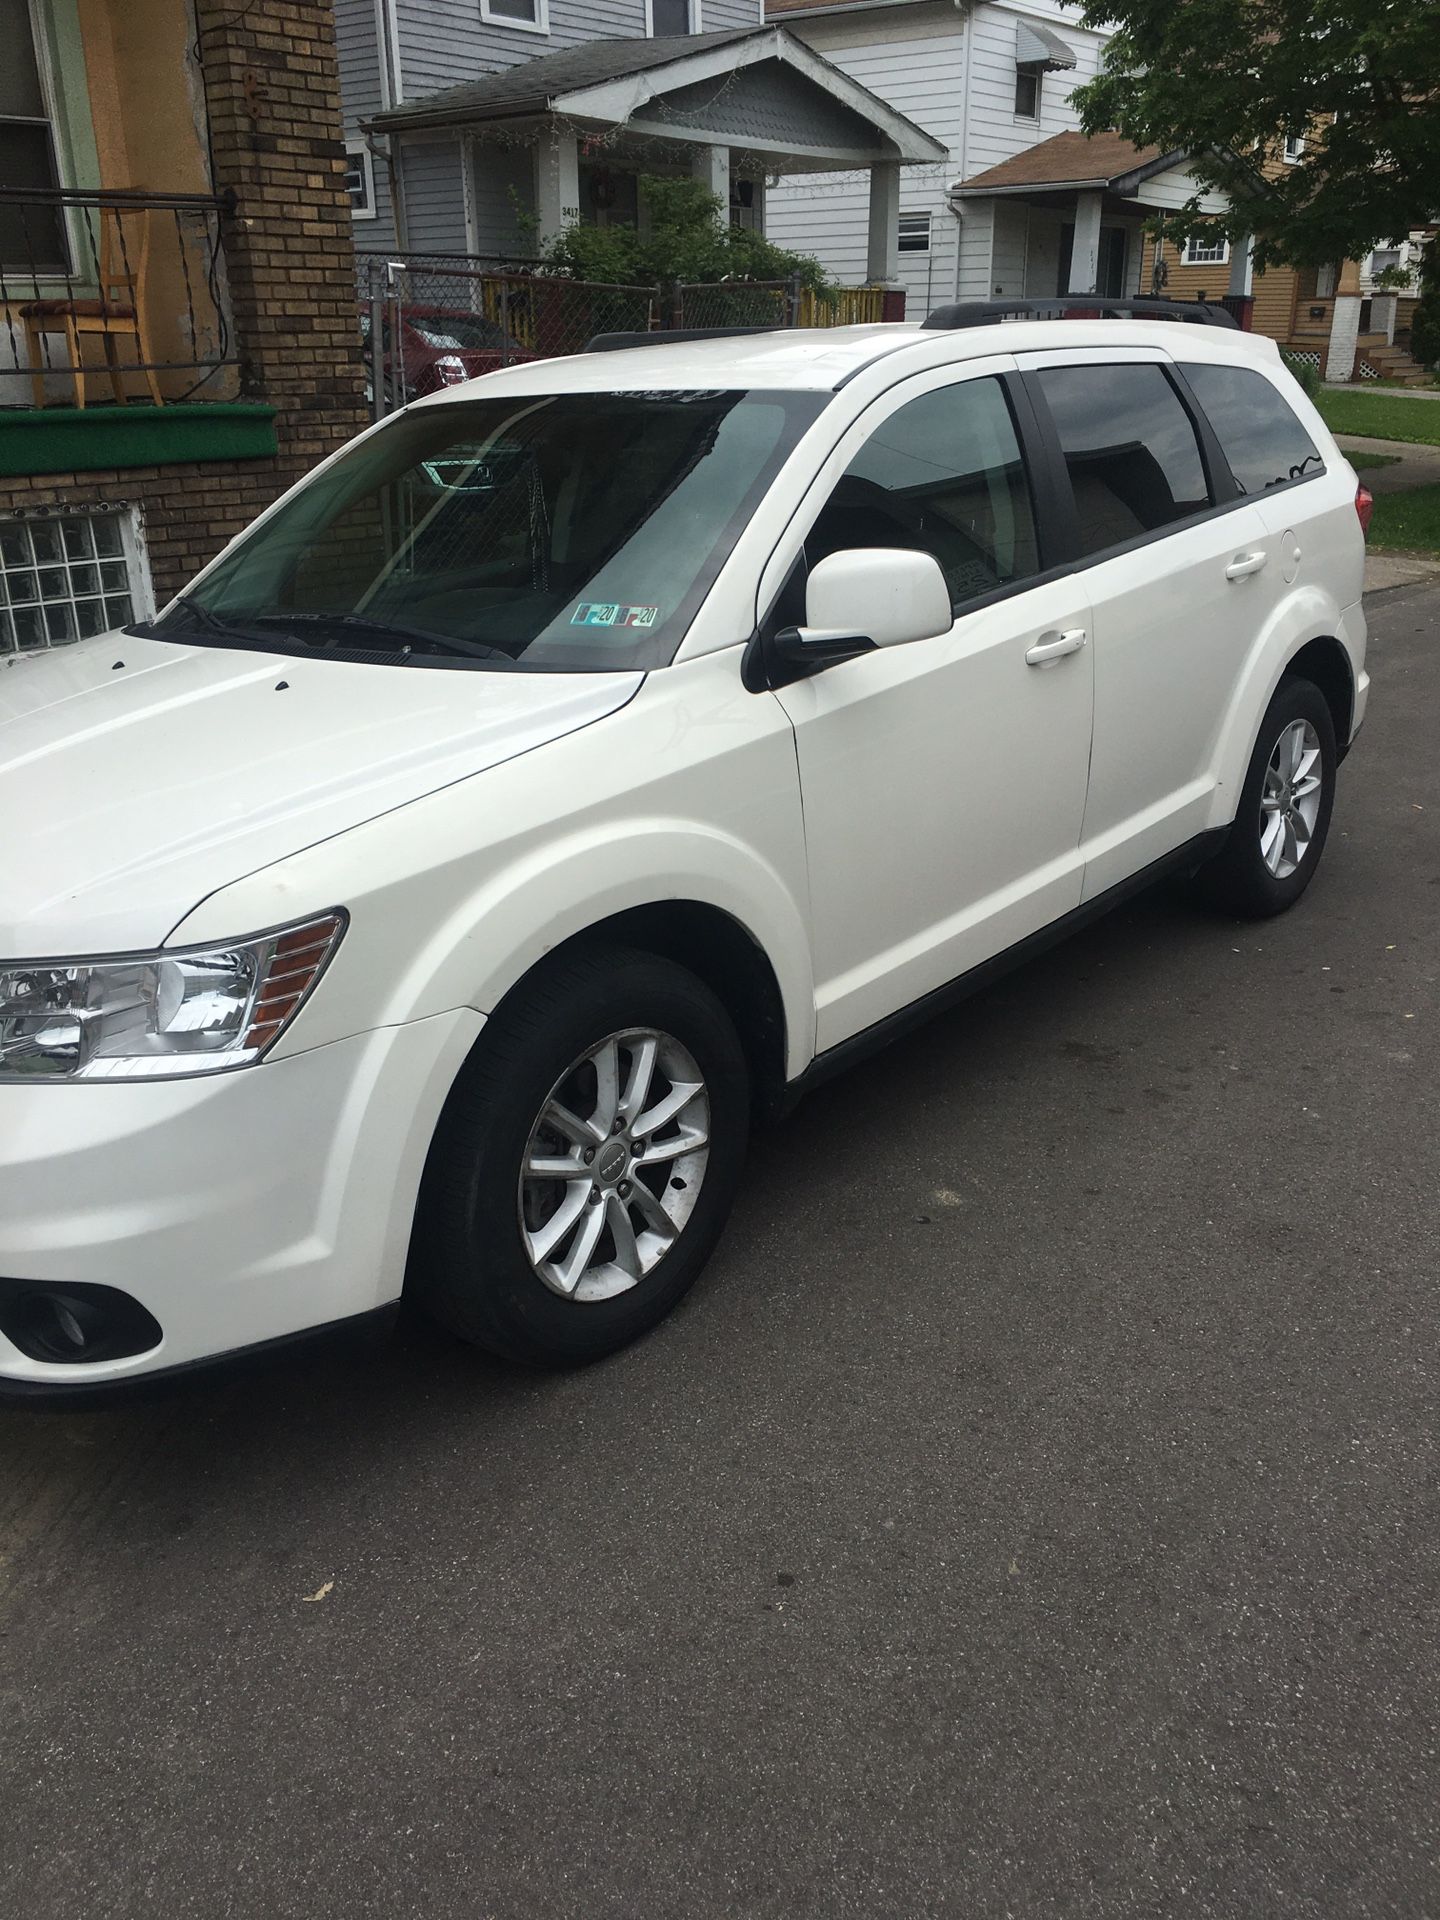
[1180, 362, 1324, 496]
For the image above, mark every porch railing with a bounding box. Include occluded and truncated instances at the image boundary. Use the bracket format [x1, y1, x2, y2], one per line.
[674, 278, 901, 330]
[0, 185, 237, 409]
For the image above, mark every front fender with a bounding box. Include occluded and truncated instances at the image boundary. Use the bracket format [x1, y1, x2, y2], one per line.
[167, 653, 817, 1079]
[376, 820, 816, 1080]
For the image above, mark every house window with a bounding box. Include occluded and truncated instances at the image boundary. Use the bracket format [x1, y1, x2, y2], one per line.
[479, 0, 549, 33]
[898, 212, 931, 254]
[1181, 232, 1229, 266]
[1014, 66, 1041, 119]
[0, 0, 67, 271]
[729, 176, 760, 231]
[648, 0, 698, 32]
[0, 509, 152, 653]
[344, 145, 376, 219]
[1283, 132, 1305, 163]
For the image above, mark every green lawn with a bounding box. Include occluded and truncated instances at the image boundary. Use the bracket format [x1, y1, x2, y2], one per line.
[1367, 481, 1440, 554]
[1348, 449, 1402, 470]
[1316, 389, 1440, 447]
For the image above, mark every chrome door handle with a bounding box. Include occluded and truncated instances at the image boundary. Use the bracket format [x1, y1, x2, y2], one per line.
[1025, 628, 1087, 666]
[1225, 551, 1268, 580]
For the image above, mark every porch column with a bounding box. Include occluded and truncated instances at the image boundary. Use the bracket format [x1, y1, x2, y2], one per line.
[691, 145, 730, 225]
[535, 129, 580, 250]
[1326, 255, 1364, 382]
[1227, 232, 1254, 297]
[867, 160, 901, 284]
[1066, 189, 1103, 293]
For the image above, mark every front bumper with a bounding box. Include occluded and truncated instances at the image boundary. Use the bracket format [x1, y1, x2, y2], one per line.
[0, 1008, 482, 1388]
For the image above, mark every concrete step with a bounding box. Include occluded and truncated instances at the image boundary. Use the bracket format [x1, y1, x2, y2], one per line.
[1357, 341, 1432, 385]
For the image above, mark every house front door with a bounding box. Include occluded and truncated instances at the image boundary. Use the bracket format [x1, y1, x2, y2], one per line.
[1057, 224, 1127, 298]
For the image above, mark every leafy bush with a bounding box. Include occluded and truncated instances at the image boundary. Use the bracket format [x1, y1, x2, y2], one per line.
[534, 174, 834, 296]
[1282, 350, 1321, 398]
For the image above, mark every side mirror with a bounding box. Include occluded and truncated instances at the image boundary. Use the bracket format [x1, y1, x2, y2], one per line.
[774, 547, 952, 668]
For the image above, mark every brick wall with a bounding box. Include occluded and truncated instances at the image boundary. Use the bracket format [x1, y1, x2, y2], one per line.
[0, 0, 368, 606]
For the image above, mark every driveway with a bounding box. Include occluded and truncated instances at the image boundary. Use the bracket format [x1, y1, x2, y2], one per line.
[1, 583, 1436, 1919]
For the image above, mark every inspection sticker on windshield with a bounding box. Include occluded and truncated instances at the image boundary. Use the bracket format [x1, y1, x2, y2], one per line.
[572, 603, 659, 629]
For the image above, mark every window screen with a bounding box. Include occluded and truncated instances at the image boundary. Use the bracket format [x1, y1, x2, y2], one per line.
[1036, 363, 1212, 557]
[807, 376, 1039, 613]
[1180, 362, 1324, 496]
[0, 0, 66, 271]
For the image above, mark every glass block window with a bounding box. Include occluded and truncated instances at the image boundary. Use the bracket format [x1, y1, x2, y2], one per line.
[0, 509, 152, 653]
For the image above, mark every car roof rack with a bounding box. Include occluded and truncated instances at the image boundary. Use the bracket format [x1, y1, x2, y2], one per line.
[585, 325, 780, 353]
[921, 295, 1239, 330]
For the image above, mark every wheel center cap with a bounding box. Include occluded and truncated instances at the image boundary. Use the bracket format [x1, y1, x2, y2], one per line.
[596, 1139, 629, 1186]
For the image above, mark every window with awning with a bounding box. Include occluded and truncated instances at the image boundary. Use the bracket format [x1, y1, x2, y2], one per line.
[1015, 19, 1078, 72]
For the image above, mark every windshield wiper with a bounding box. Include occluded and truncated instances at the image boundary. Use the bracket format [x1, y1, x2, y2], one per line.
[128, 596, 270, 647]
[246, 611, 511, 662]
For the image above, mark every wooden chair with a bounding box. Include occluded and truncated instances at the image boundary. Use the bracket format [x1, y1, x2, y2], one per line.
[21, 204, 163, 409]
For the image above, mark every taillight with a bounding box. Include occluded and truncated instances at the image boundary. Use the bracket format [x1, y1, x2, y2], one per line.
[1355, 483, 1374, 539]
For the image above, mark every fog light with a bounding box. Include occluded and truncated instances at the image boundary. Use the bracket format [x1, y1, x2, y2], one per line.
[0, 1280, 162, 1364]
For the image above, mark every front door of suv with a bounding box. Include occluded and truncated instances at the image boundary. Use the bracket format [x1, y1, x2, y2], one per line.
[762, 364, 1094, 1053]
[1017, 351, 1275, 897]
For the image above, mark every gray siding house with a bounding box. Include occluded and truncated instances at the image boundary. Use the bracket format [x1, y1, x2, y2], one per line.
[336, 2, 946, 280]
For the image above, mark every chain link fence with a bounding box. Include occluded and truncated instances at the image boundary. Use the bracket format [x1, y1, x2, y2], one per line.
[357, 255, 903, 416]
[358, 253, 660, 415]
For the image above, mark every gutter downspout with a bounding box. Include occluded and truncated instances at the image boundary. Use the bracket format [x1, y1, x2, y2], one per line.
[947, 0, 972, 302]
[370, 0, 408, 249]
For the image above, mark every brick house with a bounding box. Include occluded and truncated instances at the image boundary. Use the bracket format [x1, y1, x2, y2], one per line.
[0, 0, 367, 654]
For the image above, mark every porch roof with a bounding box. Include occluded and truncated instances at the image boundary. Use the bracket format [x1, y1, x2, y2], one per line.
[366, 26, 947, 166]
[954, 130, 1174, 197]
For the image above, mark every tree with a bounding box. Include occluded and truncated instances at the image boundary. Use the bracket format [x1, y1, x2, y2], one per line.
[1411, 239, 1440, 369]
[1067, 0, 1440, 269]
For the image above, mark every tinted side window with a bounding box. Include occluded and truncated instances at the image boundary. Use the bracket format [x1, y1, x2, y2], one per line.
[1036, 363, 1212, 558]
[1181, 362, 1324, 495]
[807, 376, 1040, 613]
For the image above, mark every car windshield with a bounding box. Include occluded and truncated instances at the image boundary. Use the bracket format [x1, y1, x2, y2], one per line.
[159, 388, 821, 671]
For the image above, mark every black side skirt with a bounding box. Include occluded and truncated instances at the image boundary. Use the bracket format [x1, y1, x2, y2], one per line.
[784, 827, 1229, 1108]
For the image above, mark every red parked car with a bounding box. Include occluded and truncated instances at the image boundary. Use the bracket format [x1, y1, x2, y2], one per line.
[360, 303, 535, 403]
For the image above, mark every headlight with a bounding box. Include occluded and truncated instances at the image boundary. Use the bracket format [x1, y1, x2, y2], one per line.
[0, 912, 345, 1082]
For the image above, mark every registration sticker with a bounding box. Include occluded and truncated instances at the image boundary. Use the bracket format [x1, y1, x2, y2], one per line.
[571, 603, 660, 629]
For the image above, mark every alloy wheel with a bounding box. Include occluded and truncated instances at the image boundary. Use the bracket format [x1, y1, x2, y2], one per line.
[1259, 718, 1322, 880]
[517, 1029, 711, 1302]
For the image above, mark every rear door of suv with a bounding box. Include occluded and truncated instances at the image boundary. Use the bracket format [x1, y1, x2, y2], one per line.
[1015, 349, 1277, 898]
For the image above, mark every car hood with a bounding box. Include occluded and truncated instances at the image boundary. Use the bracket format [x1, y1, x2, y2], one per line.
[0, 633, 642, 957]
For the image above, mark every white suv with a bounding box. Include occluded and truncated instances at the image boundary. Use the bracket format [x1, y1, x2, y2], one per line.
[0, 313, 1369, 1387]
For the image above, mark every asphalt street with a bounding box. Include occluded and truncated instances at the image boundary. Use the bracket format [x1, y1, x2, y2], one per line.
[1, 583, 1436, 1919]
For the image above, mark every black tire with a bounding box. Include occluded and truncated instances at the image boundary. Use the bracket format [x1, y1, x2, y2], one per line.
[410, 943, 749, 1367]
[1195, 674, 1337, 918]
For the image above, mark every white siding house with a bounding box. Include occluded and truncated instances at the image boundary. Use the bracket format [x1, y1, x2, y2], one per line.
[764, 0, 1117, 316]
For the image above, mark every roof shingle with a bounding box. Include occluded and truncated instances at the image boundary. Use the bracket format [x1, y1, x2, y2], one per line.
[957, 129, 1165, 192]
[369, 29, 765, 129]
